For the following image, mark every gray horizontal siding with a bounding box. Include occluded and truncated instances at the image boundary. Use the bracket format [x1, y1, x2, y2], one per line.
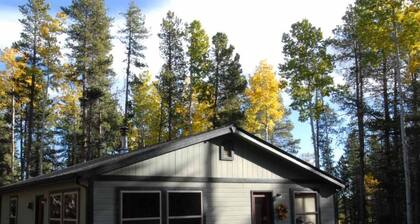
[99, 138, 336, 224]
[93, 180, 336, 224]
[0, 183, 86, 224]
[106, 141, 297, 180]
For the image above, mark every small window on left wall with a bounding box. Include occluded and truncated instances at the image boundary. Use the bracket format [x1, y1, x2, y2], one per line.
[49, 191, 78, 224]
[9, 196, 18, 224]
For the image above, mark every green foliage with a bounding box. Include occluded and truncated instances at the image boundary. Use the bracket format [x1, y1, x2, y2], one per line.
[64, 0, 122, 161]
[280, 19, 334, 121]
[185, 20, 211, 134]
[157, 11, 187, 140]
[270, 110, 300, 154]
[208, 32, 247, 127]
[120, 0, 149, 126]
[280, 19, 334, 168]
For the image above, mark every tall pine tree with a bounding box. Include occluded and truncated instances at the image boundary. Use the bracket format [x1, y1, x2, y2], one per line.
[208, 32, 246, 128]
[157, 11, 187, 141]
[65, 0, 122, 162]
[119, 0, 149, 149]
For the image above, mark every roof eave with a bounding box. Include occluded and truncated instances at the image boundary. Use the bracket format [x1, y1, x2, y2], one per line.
[233, 128, 345, 189]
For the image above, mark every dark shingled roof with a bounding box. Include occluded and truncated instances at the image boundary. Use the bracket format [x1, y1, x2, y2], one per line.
[0, 124, 344, 193]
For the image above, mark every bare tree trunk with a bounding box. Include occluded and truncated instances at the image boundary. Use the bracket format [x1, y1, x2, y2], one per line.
[187, 71, 193, 135]
[27, 32, 38, 178]
[212, 54, 220, 128]
[309, 113, 318, 167]
[11, 90, 15, 176]
[264, 110, 269, 142]
[87, 101, 92, 160]
[24, 105, 30, 179]
[19, 109, 24, 180]
[354, 46, 366, 224]
[392, 19, 412, 224]
[98, 109, 102, 158]
[37, 73, 50, 176]
[382, 55, 397, 223]
[72, 119, 78, 165]
[158, 99, 164, 143]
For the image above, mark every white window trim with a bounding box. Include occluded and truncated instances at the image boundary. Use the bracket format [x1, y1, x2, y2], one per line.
[293, 191, 320, 224]
[49, 192, 62, 223]
[167, 190, 203, 224]
[49, 191, 79, 224]
[120, 190, 162, 224]
[63, 191, 79, 224]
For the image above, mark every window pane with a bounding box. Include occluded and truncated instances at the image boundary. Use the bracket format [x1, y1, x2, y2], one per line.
[122, 192, 160, 219]
[294, 196, 304, 214]
[169, 218, 202, 224]
[50, 194, 62, 219]
[64, 193, 78, 219]
[303, 196, 316, 213]
[295, 193, 317, 213]
[9, 218, 17, 224]
[295, 214, 317, 224]
[122, 220, 160, 224]
[168, 192, 201, 217]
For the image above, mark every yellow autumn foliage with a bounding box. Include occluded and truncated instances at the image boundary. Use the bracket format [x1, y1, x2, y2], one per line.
[192, 86, 213, 134]
[132, 72, 162, 149]
[0, 48, 28, 108]
[365, 174, 380, 195]
[245, 60, 285, 140]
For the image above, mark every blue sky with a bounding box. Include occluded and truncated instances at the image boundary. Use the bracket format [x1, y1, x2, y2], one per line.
[0, 0, 354, 163]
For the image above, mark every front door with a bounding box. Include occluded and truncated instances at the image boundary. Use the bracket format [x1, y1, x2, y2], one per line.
[251, 192, 273, 224]
[35, 195, 45, 224]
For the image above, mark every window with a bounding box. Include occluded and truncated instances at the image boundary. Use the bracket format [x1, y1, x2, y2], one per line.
[63, 192, 78, 224]
[49, 191, 78, 224]
[167, 191, 203, 224]
[120, 191, 161, 224]
[219, 141, 234, 161]
[9, 196, 17, 224]
[294, 192, 318, 224]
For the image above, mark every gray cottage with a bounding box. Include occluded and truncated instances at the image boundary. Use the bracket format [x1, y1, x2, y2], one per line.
[0, 125, 344, 224]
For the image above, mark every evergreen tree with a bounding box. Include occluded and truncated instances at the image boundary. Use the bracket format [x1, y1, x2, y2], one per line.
[119, 0, 149, 148]
[270, 109, 300, 154]
[208, 32, 246, 128]
[280, 19, 334, 168]
[15, 0, 65, 177]
[318, 105, 339, 175]
[64, 0, 122, 161]
[157, 11, 187, 141]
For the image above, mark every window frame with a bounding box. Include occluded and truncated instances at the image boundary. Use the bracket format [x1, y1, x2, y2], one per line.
[48, 189, 79, 224]
[9, 196, 18, 224]
[166, 190, 203, 224]
[63, 191, 79, 224]
[120, 190, 162, 224]
[49, 192, 62, 224]
[292, 191, 320, 224]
